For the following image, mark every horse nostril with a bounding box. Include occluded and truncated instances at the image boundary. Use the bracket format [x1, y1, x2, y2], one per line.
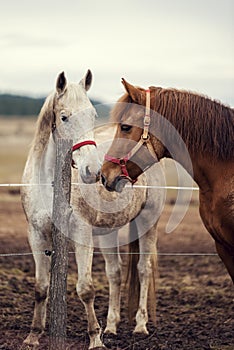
[96, 170, 101, 181]
[86, 166, 91, 176]
[101, 174, 107, 186]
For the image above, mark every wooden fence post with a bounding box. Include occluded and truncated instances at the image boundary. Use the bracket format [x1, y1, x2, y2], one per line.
[49, 138, 73, 350]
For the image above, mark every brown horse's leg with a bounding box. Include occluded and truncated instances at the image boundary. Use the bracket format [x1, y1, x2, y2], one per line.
[215, 241, 234, 284]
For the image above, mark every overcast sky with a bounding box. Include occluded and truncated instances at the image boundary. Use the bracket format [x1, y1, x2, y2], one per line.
[0, 0, 233, 106]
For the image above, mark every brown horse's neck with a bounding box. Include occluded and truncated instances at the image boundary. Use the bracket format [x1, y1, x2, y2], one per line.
[149, 88, 234, 188]
[163, 146, 233, 197]
[151, 88, 234, 163]
[151, 129, 232, 195]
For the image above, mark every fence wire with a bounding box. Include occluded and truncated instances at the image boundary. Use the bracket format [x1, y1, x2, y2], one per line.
[0, 182, 199, 190]
[0, 251, 218, 257]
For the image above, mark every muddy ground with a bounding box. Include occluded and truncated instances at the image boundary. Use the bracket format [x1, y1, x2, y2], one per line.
[0, 189, 233, 350]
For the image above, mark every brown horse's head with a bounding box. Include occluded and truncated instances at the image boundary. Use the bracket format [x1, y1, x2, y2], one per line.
[102, 78, 234, 193]
[101, 79, 165, 192]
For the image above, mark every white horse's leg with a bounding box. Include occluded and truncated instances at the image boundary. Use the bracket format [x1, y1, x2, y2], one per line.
[23, 226, 51, 347]
[99, 230, 122, 335]
[134, 224, 158, 335]
[75, 242, 104, 349]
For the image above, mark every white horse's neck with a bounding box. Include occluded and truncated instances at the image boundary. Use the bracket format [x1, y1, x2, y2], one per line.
[39, 133, 56, 185]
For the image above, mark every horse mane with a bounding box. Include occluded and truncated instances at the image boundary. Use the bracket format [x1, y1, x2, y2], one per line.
[112, 88, 234, 161]
[30, 92, 55, 156]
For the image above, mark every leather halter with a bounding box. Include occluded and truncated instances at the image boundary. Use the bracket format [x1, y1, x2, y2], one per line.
[52, 94, 97, 168]
[104, 89, 158, 183]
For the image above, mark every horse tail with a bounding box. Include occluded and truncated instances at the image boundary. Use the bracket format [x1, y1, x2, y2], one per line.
[125, 220, 140, 323]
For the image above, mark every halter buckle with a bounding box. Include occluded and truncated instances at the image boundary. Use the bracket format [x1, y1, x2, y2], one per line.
[141, 134, 150, 142]
[144, 115, 150, 126]
[119, 158, 127, 166]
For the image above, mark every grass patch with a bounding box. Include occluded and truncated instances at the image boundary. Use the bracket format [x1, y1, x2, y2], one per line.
[0, 151, 27, 183]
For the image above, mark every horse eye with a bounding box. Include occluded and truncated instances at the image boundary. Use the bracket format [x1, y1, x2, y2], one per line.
[61, 115, 68, 122]
[121, 124, 132, 132]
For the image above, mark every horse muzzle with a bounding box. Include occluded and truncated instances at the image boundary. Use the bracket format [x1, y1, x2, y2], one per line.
[101, 174, 130, 192]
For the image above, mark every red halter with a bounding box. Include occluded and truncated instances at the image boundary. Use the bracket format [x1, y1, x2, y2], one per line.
[104, 89, 157, 183]
[72, 140, 96, 152]
[72, 140, 96, 168]
[104, 153, 136, 183]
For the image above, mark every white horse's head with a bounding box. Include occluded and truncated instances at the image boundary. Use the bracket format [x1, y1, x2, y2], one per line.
[52, 70, 101, 183]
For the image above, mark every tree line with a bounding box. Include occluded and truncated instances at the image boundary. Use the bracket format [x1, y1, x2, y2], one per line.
[0, 94, 108, 118]
[0, 94, 45, 116]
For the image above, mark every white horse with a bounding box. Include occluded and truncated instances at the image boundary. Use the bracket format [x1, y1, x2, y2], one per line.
[21, 71, 165, 349]
[21, 70, 102, 348]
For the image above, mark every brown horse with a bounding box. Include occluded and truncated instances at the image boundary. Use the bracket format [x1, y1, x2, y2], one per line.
[101, 79, 234, 283]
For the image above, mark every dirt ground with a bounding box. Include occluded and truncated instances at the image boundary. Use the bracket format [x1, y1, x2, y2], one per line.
[0, 190, 233, 350]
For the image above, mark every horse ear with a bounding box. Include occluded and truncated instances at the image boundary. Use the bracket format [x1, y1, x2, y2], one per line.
[121, 78, 143, 103]
[80, 69, 92, 91]
[56, 71, 67, 95]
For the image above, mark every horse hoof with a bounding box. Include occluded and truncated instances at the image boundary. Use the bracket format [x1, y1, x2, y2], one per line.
[21, 333, 40, 349]
[133, 325, 149, 335]
[104, 326, 117, 335]
[20, 342, 39, 350]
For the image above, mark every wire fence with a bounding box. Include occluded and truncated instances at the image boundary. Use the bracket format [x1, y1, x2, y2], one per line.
[0, 182, 199, 190]
[0, 251, 218, 257]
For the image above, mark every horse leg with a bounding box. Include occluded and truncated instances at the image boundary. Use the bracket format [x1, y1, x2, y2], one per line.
[75, 242, 104, 349]
[99, 230, 122, 334]
[23, 226, 51, 347]
[134, 223, 158, 335]
[215, 241, 234, 283]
